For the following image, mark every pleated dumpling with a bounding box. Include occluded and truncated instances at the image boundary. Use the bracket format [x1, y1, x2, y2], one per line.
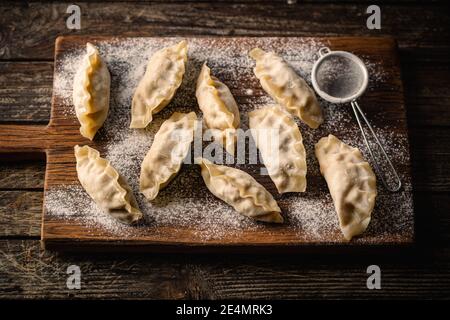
[315, 135, 377, 240]
[140, 112, 197, 200]
[197, 158, 283, 223]
[249, 106, 307, 193]
[73, 43, 110, 140]
[74, 145, 142, 224]
[131, 41, 188, 128]
[249, 48, 323, 129]
[196, 63, 240, 155]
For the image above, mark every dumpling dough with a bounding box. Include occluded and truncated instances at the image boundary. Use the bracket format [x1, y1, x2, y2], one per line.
[74, 145, 142, 224]
[196, 62, 240, 155]
[249, 48, 323, 129]
[197, 158, 283, 223]
[249, 106, 307, 193]
[131, 40, 188, 128]
[73, 43, 110, 140]
[315, 134, 377, 240]
[140, 112, 197, 200]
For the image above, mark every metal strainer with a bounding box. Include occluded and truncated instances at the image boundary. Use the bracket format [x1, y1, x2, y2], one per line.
[311, 47, 402, 192]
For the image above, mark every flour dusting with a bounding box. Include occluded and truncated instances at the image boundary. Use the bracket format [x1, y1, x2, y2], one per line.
[46, 37, 413, 243]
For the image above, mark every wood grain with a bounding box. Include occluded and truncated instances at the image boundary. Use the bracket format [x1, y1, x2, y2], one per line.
[1, 126, 448, 192]
[1, 57, 449, 127]
[414, 193, 450, 245]
[2, 36, 412, 251]
[0, 191, 42, 237]
[0, 0, 449, 299]
[1, 240, 450, 299]
[402, 62, 450, 127]
[0, 62, 52, 124]
[410, 127, 450, 192]
[0, 162, 45, 189]
[1, 3, 449, 60]
[1, 190, 449, 245]
[0, 125, 49, 153]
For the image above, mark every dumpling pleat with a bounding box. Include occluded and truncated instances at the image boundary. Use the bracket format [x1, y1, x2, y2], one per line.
[249, 106, 307, 193]
[74, 145, 142, 224]
[315, 134, 377, 240]
[249, 47, 323, 129]
[130, 41, 188, 128]
[73, 43, 110, 140]
[140, 112, 197, 200]
[196, 62, 240, 155]
[197, 158, 283, 223]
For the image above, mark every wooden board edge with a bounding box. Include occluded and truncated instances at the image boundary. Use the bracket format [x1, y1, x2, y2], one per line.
[41, 35, 414, 252]
[41, 237, 415, 254]
[54, 35, 398, 43]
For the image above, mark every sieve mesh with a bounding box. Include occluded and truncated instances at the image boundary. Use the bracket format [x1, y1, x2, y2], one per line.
[315, 55, 364, 99]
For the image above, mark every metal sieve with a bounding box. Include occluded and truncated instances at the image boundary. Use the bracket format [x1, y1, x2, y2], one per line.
[311, 47, 401, 192]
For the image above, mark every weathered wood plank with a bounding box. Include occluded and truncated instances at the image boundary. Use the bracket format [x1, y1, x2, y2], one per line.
[0, 62, 52, 123]
[403, 63, 450, 98]
[412, 193, 450, 244]
[0, 125, 49, 153]
[409, 127, 450, 193]
[0, 162, 45, 189]
[0, 3, 449, 60]
[0, 1, 448, 299]
[0, 191, 42, 237]
[399, 47, 450, 64]
[0, 240, 190, 299]
[403, 62, 450, 127]
[407, 97, 450, 127]
[0, 240, 450, 299]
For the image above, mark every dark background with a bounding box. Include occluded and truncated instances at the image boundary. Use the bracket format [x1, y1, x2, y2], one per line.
[0, 1, 449, 299]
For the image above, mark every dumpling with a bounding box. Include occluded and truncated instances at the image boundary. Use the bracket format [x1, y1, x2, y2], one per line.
[196, 62, 240, 155]
[74, 145, 142, 224]
[140, 112, 197, 200]
[249, 48, 323, 129]
[197, 158, 283, 223]
[130, 41, 188, 128]
[73, 43, 110, 140]
[249, 106, 307, 193]
[315, 134, 377, 240]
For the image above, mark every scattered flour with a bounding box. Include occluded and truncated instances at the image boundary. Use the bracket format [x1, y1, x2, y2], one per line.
[46, 37, 413, 243]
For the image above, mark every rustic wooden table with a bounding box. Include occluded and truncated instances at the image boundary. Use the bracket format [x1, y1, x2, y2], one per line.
[0, 1, 449, 299]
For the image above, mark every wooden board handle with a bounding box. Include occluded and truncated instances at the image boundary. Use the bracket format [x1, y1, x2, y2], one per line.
[0, 125, 50, 153]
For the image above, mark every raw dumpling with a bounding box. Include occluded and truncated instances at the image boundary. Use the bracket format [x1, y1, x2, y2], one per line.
[140, 112, 197, 200]
[249, 106, 307, 193]
[196, 62, 240, 155]
[315, 134, 377, 240]
[131, 41, 188, 128]
[74, 145, 142, 224]
[73, 43, 110, 140]
[197, 158, 283, 223]
[249, 48, 323, 129]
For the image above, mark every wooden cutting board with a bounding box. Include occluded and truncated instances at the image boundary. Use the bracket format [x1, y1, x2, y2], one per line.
[0, 36, 414, 252]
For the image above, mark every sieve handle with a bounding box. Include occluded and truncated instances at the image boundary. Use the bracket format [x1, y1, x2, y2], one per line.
[350, 100, 402, 192]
